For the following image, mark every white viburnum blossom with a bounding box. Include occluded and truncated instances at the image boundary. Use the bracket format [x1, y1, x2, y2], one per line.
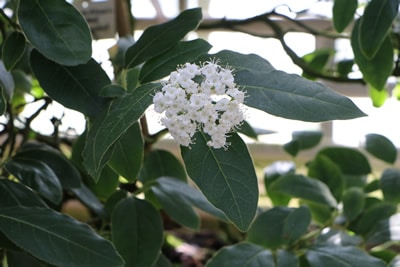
[153, 61, 246, 149]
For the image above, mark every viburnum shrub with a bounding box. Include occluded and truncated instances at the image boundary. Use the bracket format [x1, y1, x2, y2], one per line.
[1, 1, 399, 266]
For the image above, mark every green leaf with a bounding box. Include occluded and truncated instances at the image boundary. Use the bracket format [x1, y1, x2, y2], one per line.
[333, 0, 358, 32]
[83, 83, 162, 180]
[119, 68, 140, 93]
[18, 0, 92, 65]
[380, 168, 400, 203]
[366, 214, 400, 247]
[206, 242, 274, 267]
[284, 131, 322, 156]
[316, 228, 362, 247]
[359, 0, 398, 58]
[302, 49, 334, 79]
[86, 165, 119, 201]
[152, 177, 228, 227]
[108, 122, 144, 182]
[181, 132, 258, 232]
[246, 206, 311, 249]
[306, 244, 386, 267]
[277, 250, 299, 267]
[153, 253, 172, 267]
[304, 201, 334, 225]
[0, 179, 47, 208]
[364, 133, 397, 164]
[138, 149, 187, 183]
[270, 174, 338, 208]
[30, 50, 110, 118]
[351, 19, 393, 90]
[337, 59, 354, 77]
[238, 120, 258, 140]
[264, 161, 295, 206]
[307, 154, 344, 201]
[139, 39, 212, 83]
[6, 251, 44, 267]
[342, 187, 365, 222]
[0, 206, 124, 267]
[18, 143, 82, 189]
[5, 158, 62, 204]
[152, 179, 200, 229]
[350, 202, 397, 236]
[317, 147, 371, 175]
[2, 31, 26, 70]
[0, 60, 14, 101]
[368, 86, 388, 107]
[112, 197, 163, 267]
[125, 8, 202, 68]
[71, 184, 104, 216]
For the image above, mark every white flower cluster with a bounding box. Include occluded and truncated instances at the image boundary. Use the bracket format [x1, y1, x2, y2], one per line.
[153, 61, 246, 149]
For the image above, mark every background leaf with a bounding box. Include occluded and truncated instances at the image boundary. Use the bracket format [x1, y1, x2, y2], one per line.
[333, 0, 358, 32]
[380, 168, 400, 203]
[364, 133, 397, 164]
[264, 161, 295, 206]
[0, 179, 47, 208]
[284, 131, 322, 156]
[206, 242, 274, 267]
[277, 250, 299, 267]
[0, 207, 124, 267]
[18, 0, 92, 65]
[2, 31, 26, 70]
[112, 197, 163, 267]
[0, 60, 14, 101]
[181, 132, 258, 232]
[125, 8, 202, 68]
[30, 50, 110, 118]
[366, 213, 400, 247]
[342, 187, 365, 222]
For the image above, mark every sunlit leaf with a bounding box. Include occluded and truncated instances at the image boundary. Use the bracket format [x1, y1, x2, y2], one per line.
[368, 86, 388, 107]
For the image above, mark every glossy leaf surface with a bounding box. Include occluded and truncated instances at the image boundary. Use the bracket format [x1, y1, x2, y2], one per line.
[2, 31, 26, 70]
[0, 179, 47, 208]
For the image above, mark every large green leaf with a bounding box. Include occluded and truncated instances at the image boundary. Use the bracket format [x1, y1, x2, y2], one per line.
[139, 39, 212, 83]
[2, 31, 26, 71]
[366, 214, 400, 247]
[6, 251, 44, 267]
[342, 187, 365, 222]
[181, 132, 258, 232]
[306, 244, 386, 267]
[246, 206, 311, 249]
[206, 242, 274, 267]
[5, 158, 62, 204]
[83, 83, 162, 180]
[270, 174, 338, 208]
[364, 133, 397, 164]
[111, 197, 163, 267]
[307, 154, 344, 201]
[125, 8, 202, 68]
[85, 165, 119, 201]
[333, 0, 358, 32]
[108, 122, 144, 182]
[138, 149, 187, 183]
[18, 0, 92, 65]
[204, 50, 365, 121]
[351, 19, 393, 90]
[380, 168, 400, 204]
[18, 143, 82, 189]
[0, 179, 47, 208]
[0, 206, 124, 267]
[317, 147, 371, 175]
[71, 184, 104, 216]
[30, 50, 110, 118]
[359, 0, 398, 59]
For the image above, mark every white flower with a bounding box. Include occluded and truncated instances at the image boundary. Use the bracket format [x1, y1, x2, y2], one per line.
[153, 60, 246, 149]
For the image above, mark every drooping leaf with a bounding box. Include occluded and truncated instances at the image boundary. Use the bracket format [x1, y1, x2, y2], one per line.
[342, 187, 365, 222]
[359, 0, 399, 58]
[138, 149, 187, 183]
[264, 161, 295, 206]
[270, 174, 338, 208]
[108, 122, 144, 182]
[366, 213, 400, 247]
[368, 86, 388, 107]
[181, 132, 258, 232]
[18, 143, 82, 189]
[351, 19, 393, 90]
[284, 131, 322, 156]
[140, 39, 212, 83]
[246, 206, 311, 249]
[307, 154, 344, 201]
[206, 242, 274, 267]
[0, 207, 124, 267]
[332, 0, 358, 32]
[5, 158, 62, 204]
[0, 179, 47, 208]
[364, 133, 397, 164]
[111, 197, 163, 267]
[30, 50, 110, 118]
[0, 60, 14, 102]
[277, 250, 299, 267]
[2, 31, 26, 70]
[125, 8, 202, 68]
[380, 168, 400, 203]
[83, 83, 162, 180]
[18, 0, 92, 65]
[317, 147, 371, 175]
[306, 244, 386, 267]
